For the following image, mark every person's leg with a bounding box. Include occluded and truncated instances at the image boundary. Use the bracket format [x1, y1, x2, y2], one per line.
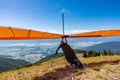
[68, 61, 75, 68]
[76, 61, 84, 69]
[73, 59, 84, 69]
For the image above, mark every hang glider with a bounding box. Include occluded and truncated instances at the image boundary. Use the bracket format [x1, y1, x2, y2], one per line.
[0, 26, 62, 40]
[70, 30, 120, 38]
[0, 26, 120, 40]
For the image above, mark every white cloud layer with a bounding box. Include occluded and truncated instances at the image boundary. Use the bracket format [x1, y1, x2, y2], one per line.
[37, 29, 96, 35]
[71, 41, 101, 49]
[64, 29, 96, 34]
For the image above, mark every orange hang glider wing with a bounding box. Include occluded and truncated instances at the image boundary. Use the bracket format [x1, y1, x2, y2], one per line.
[1, 26, 120, 40]
[69, 30, 120, 38]
[0, 26, 62, 40]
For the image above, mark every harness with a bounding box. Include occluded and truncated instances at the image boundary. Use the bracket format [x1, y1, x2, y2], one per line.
[50, 36, 83, 69]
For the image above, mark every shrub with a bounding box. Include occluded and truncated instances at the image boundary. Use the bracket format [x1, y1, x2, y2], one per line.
[83, 49, 120, 58]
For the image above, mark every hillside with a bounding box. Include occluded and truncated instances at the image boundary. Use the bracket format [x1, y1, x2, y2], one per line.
[85, 41, 120, 52]
[0, 54, 119, 80]
[0, 58, 30, 72]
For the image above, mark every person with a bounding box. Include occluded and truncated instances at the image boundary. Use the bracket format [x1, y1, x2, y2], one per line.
[55, 40, 83, 69]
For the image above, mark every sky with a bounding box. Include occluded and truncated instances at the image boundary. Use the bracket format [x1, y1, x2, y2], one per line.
[0, 0, 120, 34]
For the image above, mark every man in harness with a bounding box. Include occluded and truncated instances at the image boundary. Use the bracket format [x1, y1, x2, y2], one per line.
[55, 40, 84, 69]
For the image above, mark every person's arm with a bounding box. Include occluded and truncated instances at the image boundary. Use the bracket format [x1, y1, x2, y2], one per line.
[55, 44, 62, 55]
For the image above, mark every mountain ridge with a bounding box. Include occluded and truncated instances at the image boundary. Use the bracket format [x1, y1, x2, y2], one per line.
[84, 41, 120, 52]
[0, 58, 30, 72]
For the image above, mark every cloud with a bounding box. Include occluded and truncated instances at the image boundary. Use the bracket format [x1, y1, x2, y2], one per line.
[43, 29, 61, 34]
[0, 42, 59, 47]
[0, 43, 36, 47]
[71, 41, 102, 49]
[33, 28, 97, 35]
[65, 29, 96, 34]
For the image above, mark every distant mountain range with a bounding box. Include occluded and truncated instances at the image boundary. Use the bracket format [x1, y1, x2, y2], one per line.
[84, 41, 120, 52]
[0, 58, 29, 72]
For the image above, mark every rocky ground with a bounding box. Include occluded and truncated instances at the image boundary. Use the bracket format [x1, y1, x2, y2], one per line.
[34, 60, 120, 80]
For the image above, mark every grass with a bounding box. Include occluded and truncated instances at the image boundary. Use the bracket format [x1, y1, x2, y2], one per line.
[81, 55, 120, 64]
[73, 62, 120, 80]
[0, 54, 120, 80]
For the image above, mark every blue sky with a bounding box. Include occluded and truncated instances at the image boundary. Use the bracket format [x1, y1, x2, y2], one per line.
[0, 0, 120, 34]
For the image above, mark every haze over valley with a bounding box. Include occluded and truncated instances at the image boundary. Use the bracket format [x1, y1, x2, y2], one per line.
[0, 37, 120, 63]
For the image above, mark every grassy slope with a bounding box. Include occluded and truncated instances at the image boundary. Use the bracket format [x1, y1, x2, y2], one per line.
[63, 62, 120, 80]
[0, 54, 120, 80]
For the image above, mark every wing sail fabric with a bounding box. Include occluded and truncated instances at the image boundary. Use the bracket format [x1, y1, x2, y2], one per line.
[0, 26, 120, 40]
[70, 30, 120, 38]
[0, 26, 62, 40]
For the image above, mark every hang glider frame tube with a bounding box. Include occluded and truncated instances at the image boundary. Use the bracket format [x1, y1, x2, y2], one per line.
[62, 34, 102, 38]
